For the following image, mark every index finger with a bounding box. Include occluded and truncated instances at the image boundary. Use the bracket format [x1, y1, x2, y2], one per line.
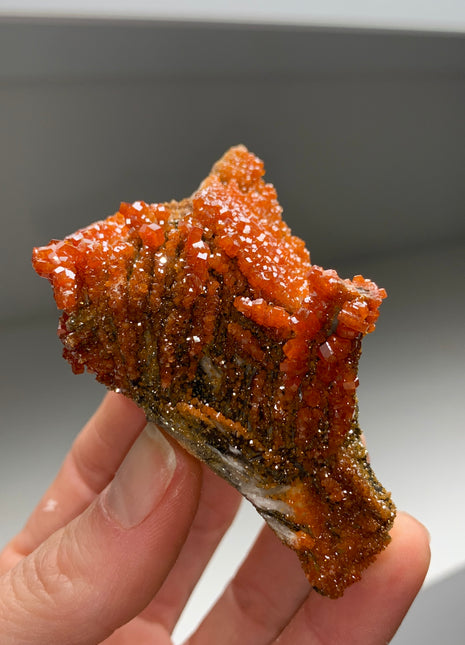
[0, 392, 146, 571]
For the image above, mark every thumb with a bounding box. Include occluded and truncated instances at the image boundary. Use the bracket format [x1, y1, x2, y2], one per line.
[0, 423, 201, 645]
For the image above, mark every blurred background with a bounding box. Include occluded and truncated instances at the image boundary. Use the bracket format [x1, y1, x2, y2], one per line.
[0, 2, 464, 642]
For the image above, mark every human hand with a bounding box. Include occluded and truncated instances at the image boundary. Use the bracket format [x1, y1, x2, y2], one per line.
[0, 392, 430, 644]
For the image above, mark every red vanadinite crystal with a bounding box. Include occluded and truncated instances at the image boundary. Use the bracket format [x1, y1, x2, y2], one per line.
[138, 222, 165, 250]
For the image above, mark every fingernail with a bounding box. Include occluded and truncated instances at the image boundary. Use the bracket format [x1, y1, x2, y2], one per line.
[105, 423, 177, 529]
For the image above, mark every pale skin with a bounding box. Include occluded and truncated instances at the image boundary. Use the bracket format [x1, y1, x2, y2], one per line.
[0, 392, 430, 644]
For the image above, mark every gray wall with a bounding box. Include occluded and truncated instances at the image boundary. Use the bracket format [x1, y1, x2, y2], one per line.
[1, 19, 464, 323]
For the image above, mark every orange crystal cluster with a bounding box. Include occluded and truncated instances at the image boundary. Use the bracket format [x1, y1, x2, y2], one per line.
[33, 146, 395, 598]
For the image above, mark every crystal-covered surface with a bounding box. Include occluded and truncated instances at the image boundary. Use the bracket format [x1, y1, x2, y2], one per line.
[32, 146, 395, 597]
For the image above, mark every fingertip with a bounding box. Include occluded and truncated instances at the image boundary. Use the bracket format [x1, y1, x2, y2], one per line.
[393, 511, 430, 545]
[345, 510, 430, 604]
[337, 510, 431, 642]
[100, 390, 147, 423]
[388, 511, 431, 591]
[279, 510, 432, 645]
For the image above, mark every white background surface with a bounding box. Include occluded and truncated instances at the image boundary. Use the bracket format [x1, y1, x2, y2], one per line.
[1, 0, 465, 32]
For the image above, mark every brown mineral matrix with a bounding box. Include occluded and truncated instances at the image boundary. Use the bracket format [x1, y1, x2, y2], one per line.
[32, 145, 395, 598]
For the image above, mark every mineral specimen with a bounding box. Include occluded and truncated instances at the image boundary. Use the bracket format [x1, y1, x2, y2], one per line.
[32, 145, 395, 598]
